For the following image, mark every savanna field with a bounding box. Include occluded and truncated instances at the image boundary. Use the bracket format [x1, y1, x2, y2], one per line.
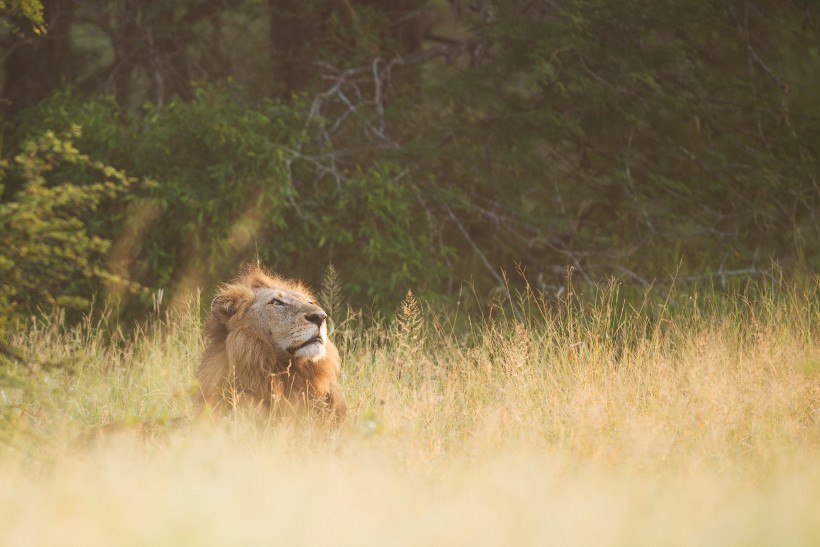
[4, 1, 820, 545]
[1, 279, 819, 546]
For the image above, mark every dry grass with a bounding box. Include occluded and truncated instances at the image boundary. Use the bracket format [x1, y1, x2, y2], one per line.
[1, 280, 819, 546]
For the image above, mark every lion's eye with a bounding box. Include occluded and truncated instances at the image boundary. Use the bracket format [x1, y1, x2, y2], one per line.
[269, 297, 285, 306]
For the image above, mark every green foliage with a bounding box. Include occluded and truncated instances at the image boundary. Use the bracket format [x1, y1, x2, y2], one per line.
[2, 0, 820, 325]
[17, 86, 444, 312]
[309, 163, 442, 300]
[413, 0, 820, 284]
[0, 0, 44, 33]
[19, 88, 297, 297]
[0, 126, 142, 333]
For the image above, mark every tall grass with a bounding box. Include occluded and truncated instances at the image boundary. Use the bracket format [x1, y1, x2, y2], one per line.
[1, 279, 819, 545]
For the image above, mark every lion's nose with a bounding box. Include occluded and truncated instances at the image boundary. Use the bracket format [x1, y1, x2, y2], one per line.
[305, 311, 327, 327]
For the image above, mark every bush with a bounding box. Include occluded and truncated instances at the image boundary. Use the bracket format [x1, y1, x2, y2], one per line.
[13, 86, 448, 315]
[0, 125, 143, 334]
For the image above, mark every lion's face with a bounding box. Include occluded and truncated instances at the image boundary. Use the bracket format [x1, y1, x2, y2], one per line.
[245, 286, 328, 360]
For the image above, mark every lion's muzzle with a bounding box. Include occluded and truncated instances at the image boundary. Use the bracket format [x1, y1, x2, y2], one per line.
[290, 335, 323, 354]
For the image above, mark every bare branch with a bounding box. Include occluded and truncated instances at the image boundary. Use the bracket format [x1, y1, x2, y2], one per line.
[443, 204, 521, 320]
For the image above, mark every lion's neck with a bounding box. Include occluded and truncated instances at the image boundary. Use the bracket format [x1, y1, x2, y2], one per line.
[226, 337, 332, 402]
[268, 355, 334, 400]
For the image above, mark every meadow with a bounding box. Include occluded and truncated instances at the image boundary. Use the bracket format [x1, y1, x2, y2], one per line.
[1, 278, 819, 546]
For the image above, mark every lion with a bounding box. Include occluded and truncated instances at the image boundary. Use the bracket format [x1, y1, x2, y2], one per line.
[195, 264, 346, 423]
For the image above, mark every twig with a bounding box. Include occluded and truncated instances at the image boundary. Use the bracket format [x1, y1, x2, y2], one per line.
[443, 204, 521, 320]
[619, 267, 773, 287]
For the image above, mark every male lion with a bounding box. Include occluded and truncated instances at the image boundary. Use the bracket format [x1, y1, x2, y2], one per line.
[196, 264, 346, 423]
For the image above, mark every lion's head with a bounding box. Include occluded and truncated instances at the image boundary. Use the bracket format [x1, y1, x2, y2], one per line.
[196, 264, 346, 422]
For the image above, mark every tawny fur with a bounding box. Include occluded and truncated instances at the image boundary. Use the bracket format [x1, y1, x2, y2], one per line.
[196, 264, 346, 423]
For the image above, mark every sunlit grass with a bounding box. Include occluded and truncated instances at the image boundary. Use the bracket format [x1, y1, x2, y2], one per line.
[1, 279, 819, 545]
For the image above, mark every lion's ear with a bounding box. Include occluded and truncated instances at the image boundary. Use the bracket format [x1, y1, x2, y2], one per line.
[210, 295, 236, 324]
[210, 286, 253, 324]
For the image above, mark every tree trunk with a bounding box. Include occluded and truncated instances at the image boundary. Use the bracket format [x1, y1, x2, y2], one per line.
[2, 0, 75, 116]
[269, 0, 314, 97]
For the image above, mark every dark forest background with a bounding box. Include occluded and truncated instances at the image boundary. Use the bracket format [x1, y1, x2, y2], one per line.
[1, 0, 819, 329]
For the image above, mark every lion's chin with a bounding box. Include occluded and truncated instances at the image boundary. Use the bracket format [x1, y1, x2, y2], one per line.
[291, 341, 327, 360]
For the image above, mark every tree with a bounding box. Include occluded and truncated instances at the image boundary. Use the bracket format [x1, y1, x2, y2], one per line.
[399, 0, 820, 289]
[1, 0, 69, 116]
[0, 0, 44, 32]
[2, 0, 820, 322]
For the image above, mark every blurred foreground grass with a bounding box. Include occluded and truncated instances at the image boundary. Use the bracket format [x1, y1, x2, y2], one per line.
[1, 280, 819, 546]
